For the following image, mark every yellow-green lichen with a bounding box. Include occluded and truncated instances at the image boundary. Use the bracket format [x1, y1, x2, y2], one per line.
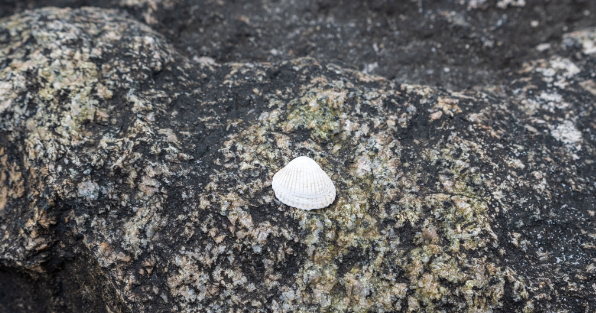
[199, 78, 532, 312]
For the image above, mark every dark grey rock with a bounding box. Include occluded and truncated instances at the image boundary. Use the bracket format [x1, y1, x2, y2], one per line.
[2, 0, 596, 91]
[0, 4, 595, 313]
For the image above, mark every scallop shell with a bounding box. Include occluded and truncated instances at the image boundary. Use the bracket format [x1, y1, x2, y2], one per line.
[272, 156, 336, 210]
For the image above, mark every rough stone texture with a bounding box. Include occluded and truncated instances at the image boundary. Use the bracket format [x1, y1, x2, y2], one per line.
[2, 0, 596, 91]
[0, 4, 596, 313]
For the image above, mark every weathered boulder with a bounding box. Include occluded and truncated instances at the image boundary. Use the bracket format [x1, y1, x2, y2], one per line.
[3, 0, 596, 91]
[0, 6, 595, 313]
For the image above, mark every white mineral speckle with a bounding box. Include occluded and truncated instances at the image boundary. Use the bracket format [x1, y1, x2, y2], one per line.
[78, 180, 99, 201]
[551, 120, 582, 151]
[564, 27, 596, 54]
[496, 0, 525, 9]
[355, 155, 372, 176]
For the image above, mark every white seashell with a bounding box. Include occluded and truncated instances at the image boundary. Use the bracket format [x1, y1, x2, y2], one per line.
[272, 156, 336, 210]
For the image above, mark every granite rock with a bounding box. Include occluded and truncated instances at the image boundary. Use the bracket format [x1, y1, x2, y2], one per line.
[0, 6, 595, 313]
[3, 0, 596, 91]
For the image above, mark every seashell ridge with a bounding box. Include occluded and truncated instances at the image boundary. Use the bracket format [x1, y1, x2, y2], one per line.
[272, 156, 336, 210]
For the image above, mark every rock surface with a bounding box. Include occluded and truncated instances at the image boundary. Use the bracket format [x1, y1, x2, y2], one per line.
[0, 4, 595, 313]
[2, 0, 596, 91]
